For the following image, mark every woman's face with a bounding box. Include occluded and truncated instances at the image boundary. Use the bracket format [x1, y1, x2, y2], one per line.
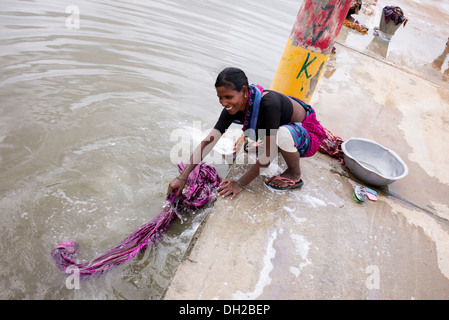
[216, 86, 248, 115]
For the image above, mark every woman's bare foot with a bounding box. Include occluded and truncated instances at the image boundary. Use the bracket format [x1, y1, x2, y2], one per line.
[264, 170, 301, 189]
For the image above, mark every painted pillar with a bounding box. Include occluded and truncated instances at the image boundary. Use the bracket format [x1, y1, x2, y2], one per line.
[270, 0, 352, 103]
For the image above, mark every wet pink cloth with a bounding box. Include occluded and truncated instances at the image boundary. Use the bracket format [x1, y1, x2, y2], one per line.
[302, 111, 326, 158]
[51, 162, 221, 279]
[318, 127, 345, 165]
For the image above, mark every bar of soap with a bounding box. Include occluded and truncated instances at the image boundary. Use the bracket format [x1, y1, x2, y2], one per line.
[364, 187, 378, 201]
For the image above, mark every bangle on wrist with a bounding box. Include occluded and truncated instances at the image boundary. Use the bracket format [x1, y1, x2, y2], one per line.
[177, 176, 187, 181]
[236, 181, 245, 190]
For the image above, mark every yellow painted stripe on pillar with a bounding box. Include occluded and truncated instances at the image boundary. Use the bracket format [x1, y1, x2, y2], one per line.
[270, 38, 329, 103]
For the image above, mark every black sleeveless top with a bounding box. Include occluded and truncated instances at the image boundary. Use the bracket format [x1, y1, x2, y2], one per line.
[213, 90, 293, 138]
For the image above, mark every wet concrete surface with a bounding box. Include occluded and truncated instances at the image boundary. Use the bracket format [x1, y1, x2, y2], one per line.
[163, 0, 449, 299]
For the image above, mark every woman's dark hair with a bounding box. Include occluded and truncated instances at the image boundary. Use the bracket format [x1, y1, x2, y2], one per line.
[214, 67, 249, 92]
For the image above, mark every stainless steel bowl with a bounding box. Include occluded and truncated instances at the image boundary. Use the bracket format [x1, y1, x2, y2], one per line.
[341, 137, 408, 187]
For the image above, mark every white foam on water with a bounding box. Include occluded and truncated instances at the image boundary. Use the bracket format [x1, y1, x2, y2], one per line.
[303, 195, 327, 208]
[283, 206, 307, 225]
[232, 228, 280, 299]
[289, 233, 312, 277]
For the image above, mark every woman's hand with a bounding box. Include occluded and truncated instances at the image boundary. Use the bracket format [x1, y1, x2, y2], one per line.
[167, 177, 186, 197]
[217, 179, 244, 200]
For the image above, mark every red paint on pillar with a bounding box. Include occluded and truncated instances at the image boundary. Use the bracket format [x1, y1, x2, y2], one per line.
[290, 0, 352, 54]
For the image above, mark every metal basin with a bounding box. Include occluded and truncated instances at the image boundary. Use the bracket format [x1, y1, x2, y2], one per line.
[341, 138, 408, 187]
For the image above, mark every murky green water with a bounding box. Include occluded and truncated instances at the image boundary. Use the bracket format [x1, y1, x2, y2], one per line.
[0, 0, 297, 299]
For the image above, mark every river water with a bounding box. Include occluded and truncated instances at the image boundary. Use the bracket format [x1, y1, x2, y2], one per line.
[0, 0, 298, 299]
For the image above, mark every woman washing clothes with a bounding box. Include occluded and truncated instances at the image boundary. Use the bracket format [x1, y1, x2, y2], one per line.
[167, 67, 325, 200]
